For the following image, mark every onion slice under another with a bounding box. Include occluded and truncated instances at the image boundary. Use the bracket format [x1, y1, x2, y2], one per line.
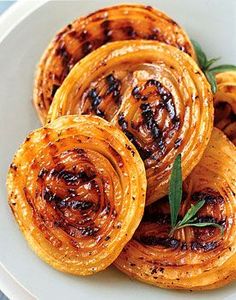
[114, 128, 236, 290]
[33, 4, 195, 124]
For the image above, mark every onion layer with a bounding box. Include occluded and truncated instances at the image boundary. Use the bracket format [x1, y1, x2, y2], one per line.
[115, 128, 236, 290]
[214, 71, 236, 145]
[33, 4, 195, 124]
[7, 115, 146, 275]
[48, 40, 213, 205]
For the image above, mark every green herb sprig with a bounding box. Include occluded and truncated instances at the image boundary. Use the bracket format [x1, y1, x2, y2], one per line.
[168, 154, 224, 236]
[191, 40, 236, 93]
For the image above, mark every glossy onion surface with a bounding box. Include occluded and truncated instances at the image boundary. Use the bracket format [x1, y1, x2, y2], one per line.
[49, 40, 213, 205]
[214, 71, 236, 145]
[34, 4, 195, 123]
[7, 115, 146, 275]
[115, 128, 236, 290]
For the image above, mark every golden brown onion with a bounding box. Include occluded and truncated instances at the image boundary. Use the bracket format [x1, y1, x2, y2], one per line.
[48, 40, 213, 205]
[214, 71, 236, 145]
[115, 128, 236, 290]
[34, 4, 195, 124]
[7, 115, 146, 275]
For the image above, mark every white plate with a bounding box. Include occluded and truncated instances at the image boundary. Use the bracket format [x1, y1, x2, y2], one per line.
[0, 1, 236, 299]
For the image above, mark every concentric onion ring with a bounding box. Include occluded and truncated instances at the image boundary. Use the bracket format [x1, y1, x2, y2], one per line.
[48, 40, 213, 205]
[7, 115, 146, 275]
[214, 71, 236, 145]
[115, 128, 236, 290]
[34, 4, 195, 124]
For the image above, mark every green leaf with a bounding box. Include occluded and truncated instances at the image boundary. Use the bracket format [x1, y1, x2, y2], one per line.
[191, 39, 207, 69]
[204, 57, 221, 69]
[209, 64, 236, 74]
[168, 154, 182, 228]
[205, 70, 217, 93]
[177, 200, 205, 226]
[176, 222, 224, 236]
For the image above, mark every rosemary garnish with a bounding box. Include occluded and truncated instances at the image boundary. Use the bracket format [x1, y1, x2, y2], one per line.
[168, 154, 224, 236]
[191, 40, 236, 93]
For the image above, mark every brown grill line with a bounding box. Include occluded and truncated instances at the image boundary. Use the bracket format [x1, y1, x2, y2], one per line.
[118, 113, 152, 160]
[138, 235, 220, 252]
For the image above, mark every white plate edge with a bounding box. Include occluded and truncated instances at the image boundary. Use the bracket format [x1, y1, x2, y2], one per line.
[0, 2, 48, 299]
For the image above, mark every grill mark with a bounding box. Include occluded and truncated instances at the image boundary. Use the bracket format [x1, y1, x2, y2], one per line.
[132, 86, 148, 100]
[140, 103, 165, 151]
[80, 226, 99, 237]
[191, 241, 218, 251]
[87, 88, 104, 117]
[43, 187, 94, 211]
[82, 41, 93, 56]
[105, 74, 121, 103]
[79, 30, 89, 41]
[51, 169, 95, 184]
[122, 25, 137, 38]
[192, 190, 224, 204]
[139, 236, 180, 249]
[43, 187, 62, 203]
[101, 19, 112, 43]
[118, 113, 152, 160]
[55, 44, 72, 78]
[147, 28, 159, 40]
[146, 79, 179, 126]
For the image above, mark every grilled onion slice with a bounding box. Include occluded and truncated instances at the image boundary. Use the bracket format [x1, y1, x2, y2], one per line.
[214, 71, 236, 145]
[48, 40, 213, 205]
[115, 128, 236, 290]
[7, 115, 146, 275]
[34, 4, 195, 124]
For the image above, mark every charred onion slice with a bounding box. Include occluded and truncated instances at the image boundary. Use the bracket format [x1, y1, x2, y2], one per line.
[115, 128, 236, 290]
[214, 71, 236, 145]
[34, 4, 195, 124]
[7, 115, 146, 275]
[48, 40, 213, 205]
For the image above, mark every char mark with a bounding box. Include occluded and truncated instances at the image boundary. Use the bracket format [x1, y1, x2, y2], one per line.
[87, 88, 105, 117]
[101, 19, 112, 43]
[82, 41, 93, 56]
[80, 225, 99, 237]
[192, 190, 224, 204]
[43, 187, 94, 211]
[105, 74, 121, 103]
[139, 235, 180, 249]
[132, 86, 148, 100]
[123, 25, 137, 38]
[118, 113, 152, 160]
[146, 79, 179, 126]
[55, 44, 72, 78]
[140, 103, 165, 151]
[51, 169, 95, 184]
[191, 241, 218, 251]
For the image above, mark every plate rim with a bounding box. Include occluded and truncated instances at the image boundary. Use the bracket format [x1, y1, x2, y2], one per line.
[0, 1, 235, 299]
[0, 2, 47, 299]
